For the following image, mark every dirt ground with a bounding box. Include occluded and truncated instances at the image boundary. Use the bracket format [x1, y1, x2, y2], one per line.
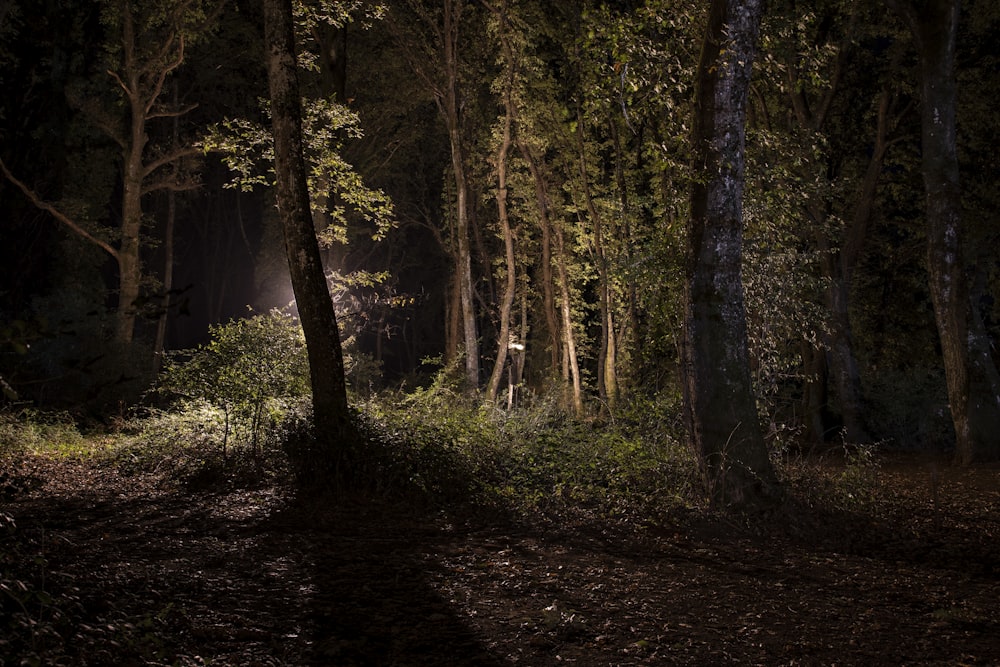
[2, 453, 998, 666]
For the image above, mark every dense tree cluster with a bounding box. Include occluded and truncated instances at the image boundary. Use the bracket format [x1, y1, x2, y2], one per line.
[1, 0, 999, 503]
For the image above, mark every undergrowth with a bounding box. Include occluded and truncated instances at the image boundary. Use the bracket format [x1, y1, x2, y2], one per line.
[0, 395, 895, 664]
[348, 386, 699, 518]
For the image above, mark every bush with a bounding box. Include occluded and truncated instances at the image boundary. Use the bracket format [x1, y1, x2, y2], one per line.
[158, 309, 310, 454]
[109, 402, 302, 489]
[350, 380, 699, 516]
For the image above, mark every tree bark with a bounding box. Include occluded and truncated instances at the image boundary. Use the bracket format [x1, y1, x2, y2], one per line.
[485, 14, 517, 402]
[154, 82, 181, 377]
[682, 0, 781, 510]
[264, 0, 353, 465]
[576, 112, 618, 409]
[441, 0, 479, 391]
[555, 224, 583, 415]
[518, 140, 560, 374]
[888, 0, 1000, 464]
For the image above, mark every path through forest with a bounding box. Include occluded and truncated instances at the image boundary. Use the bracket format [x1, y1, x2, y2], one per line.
[2, 454, 999, 665]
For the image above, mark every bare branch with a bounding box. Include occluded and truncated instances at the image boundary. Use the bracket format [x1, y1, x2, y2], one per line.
[0, 158, 119, 260]
[141, 144, 201, 180]
[145, 33, 185, 118]
[148, 101, 198, 120]
[107, 68, 132, 97]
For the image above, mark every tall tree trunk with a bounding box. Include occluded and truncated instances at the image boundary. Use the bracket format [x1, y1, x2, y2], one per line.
[811, 212, 869, 444]
[889, 0, 1000, 464]
[683, 0, 781, 510]
[609, 114, 641, 391]
[116, 11, 147, 347]
[555, 224, 583, 415]
[154, 83, 180, 377]
[801, 341, 830, 444]
[518, 140, 560, 374]
[264, 0, 353, 465]
[485, 30, 517, 402]
[445, 269, 461, 365]
[575, 114, 618, 409]
[819, 90, 895, 444]
[118, 136, 143, 346]
[442, 0, 479, 391]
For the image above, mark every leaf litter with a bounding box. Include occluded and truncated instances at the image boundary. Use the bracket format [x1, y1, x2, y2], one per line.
[1, 452, 998, 665]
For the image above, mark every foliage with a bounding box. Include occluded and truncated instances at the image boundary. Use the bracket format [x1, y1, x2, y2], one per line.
[159, 309, 310, 453]
[0, 410, 88, 462]
[834, 442, 882, 511]
[741, 200, 829, 419]
[293, 0, 387, 71]
[202, 93, 394, 244]
[109, 402, 301, 488]
[350, 368, 698, 515]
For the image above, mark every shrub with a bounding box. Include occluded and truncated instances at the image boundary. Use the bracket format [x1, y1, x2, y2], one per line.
[158, 309, 310, 454]
[351, 381, 699, 515]
[110, 401, 302, 489]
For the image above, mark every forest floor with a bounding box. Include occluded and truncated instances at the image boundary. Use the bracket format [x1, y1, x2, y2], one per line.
[2, 451, 999, 666]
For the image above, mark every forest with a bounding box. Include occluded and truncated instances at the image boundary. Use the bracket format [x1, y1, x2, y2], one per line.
[1, 0, 999, 664]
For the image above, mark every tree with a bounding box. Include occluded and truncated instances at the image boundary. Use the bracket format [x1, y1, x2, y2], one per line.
[887, 0, 1000, 464]
[482, 0, 518, 403]
[682, 0, 781, 509]
[264, 0, 354, 465]
[764, 2, 873, 444]
[0, 0, 209, 350]
[387, 0, 480, 391]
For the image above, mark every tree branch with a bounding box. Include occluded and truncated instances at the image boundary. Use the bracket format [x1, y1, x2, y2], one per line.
[144, 33, 185, 118]
[141, 175, 200, 196]
[142, 144, 201, 179]
[0, 158, 119, 260]
[148, 101, 198, 120]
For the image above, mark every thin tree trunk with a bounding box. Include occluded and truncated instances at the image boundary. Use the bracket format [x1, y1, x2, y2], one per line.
[264, 0, 353, 465]
[610, 114, 640, 390]
[554, 225, 583, 415]
[442, 0, 479, 391]
[486, 30, 517, 402]
[801, 341, 830, 445]
[511, 283, 528, 402]
[445, 269, 461, 365]
[683, 0, 781, 510]
[819, 90, 895, 444]
[117, 48, 147, 347]
[888, 0, 1000, 464]
[811, 217, 869, 444]
[518, 140, 560, 373]
[154, 83, 180, 377]
[575, 114, 617, 409]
